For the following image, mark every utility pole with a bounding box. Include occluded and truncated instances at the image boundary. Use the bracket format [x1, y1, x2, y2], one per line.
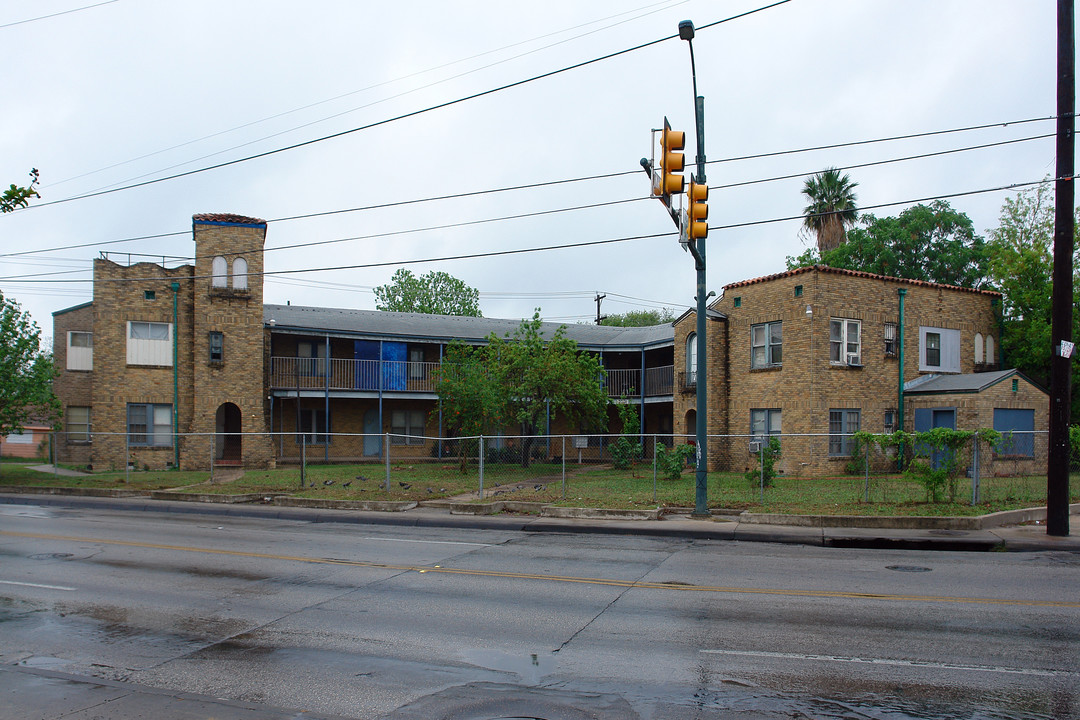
[595, 293, 607, 325]
[1048, 0, 1074, 536]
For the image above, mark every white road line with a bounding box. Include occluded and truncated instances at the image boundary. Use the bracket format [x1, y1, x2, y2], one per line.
[361, 537, 492, 547]
[701, 649, 1075, 677]
[0, 580, 76, 591]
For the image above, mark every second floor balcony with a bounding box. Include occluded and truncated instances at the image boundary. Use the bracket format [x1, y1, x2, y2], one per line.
[270, 357, 674, 399]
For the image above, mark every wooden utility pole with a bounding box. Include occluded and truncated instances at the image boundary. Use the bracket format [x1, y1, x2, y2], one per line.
[1048, 0, 1074, 536]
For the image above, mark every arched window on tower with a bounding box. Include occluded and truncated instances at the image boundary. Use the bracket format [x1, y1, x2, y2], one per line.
[985, 335, 995, 366]
[686, 332, 697, 387]
[211, 256, 227, 288]
[974, 333, 984, 364]
[232, 257, 248, 290]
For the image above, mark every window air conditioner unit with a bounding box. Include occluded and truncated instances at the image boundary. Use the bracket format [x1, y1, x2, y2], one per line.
[846, 353, 862, 366]
[748, 440, 762, 453]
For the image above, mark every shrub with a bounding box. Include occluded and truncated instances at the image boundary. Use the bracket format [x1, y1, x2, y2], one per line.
[655, 443, 695, 480]
[745, 437, 781, 487]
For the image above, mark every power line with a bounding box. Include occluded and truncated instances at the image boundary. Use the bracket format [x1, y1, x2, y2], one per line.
[1, 119, 1053, 260]
[9, 177, 1065, 287]
[0, 0, 118, 29]
[54, 0, 689, 193]
[12, 0, 793, 211]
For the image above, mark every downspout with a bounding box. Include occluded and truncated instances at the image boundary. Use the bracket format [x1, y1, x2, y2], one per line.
[171, 281, 180, 469]
[324, 335, 330, 463]
[897, 289, 907, 432]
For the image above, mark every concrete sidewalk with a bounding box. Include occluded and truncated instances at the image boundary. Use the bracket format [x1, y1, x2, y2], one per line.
[1, 492, 1078, 552]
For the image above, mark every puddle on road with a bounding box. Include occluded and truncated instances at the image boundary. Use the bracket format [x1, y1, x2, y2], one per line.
[459, 648, 556, 686]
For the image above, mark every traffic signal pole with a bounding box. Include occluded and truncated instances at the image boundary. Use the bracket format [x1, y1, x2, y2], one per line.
[680, 20, 710, 518]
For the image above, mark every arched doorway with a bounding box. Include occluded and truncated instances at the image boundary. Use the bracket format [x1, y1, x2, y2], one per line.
[215, 402, 242, 465]
[684, 409, 696, 437]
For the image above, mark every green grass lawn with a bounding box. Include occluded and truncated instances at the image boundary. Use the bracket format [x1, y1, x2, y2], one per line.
[1, 459, 1075, 516]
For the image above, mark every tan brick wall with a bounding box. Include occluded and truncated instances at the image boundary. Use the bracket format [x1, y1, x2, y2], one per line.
[187, 220, 274, 469]
[52, 304, 94, 466]
[676, 267, 1006, 476]
[88, 259, 195, 470]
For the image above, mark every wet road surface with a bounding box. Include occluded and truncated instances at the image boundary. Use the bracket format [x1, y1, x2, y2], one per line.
[1, 503, 1078, 719]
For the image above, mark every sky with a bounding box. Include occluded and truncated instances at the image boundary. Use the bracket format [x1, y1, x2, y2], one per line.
[0, 0, 1067, 342]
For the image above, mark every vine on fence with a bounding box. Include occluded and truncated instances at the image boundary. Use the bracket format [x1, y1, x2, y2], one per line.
[656, 443, 696, 480]
[744, 437, 782, 487]
[609, 398, 643, 475]
[849, 428, 1000, 503]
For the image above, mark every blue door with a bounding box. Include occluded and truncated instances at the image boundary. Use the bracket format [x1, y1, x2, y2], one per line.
[363, 409, 381, 457]
[913, 407, 956, 469]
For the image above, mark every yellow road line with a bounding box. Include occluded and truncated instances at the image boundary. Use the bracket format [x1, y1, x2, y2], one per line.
[4, 530, 1078, 609]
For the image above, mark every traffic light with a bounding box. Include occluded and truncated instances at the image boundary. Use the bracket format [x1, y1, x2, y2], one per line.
[687, 179, 708, 241]
[658, 117, 685, 202]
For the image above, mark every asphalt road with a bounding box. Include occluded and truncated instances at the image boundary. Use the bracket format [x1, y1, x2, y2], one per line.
[1, 502, 1078, 719]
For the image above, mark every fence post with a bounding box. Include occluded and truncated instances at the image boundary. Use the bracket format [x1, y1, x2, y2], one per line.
[864, 441, 870, 503]
[300, 434, 306, 489]
[972, 437, 980, 506]
[51, 432, 57, 479]
[125, 430, 130, 484]
[384, 434, 390, 491]
[653, 435, 658, 503]
[759, 445, 765, 504]
[561, 436, 566, 500]
[210, 433, 215, 484]
[479, 435, 485, 498]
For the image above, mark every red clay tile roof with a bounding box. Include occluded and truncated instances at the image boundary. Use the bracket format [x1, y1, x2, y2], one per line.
[192, 213, 266, 225]
[723, 265, 1001, 297]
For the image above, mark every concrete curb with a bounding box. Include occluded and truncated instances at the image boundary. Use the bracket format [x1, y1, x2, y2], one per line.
[273, 496, 417, 512]
[0, 485, 149, 499]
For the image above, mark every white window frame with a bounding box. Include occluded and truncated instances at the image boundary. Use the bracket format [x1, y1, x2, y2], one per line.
[829, 408, 861, 456]
[391, 409, 426, 445]
[4, 429, 34, 444]
[127, 403, 172, 447]
[883, 322, 897, 356]
[408, 347, 425, 380]
[67, 406, 91, 443]
[67, 331, 93, 371]
[127, 321, 172, 366]
[232, 257, 248, 290]
[919, 326, 960, 373]
[297, 408, 330, 445]
[685, 332, 697, 385]
[750, 408, 781, 445]
[751, 322, 782, 369]
[211, 256, 228, 288]
[829, 319, 861, 365]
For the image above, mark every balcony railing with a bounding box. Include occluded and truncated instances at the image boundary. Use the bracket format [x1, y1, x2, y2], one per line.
[271, 357, 441, 393]
[271, 357, 675, 398]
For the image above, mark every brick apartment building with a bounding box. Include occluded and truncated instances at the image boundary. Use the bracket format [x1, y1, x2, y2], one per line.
[52, 214, 1047, 476]
[673, 265, 1048, 476]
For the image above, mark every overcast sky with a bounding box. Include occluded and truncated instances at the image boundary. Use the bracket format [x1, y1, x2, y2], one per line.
[0, 0, 1065, 340]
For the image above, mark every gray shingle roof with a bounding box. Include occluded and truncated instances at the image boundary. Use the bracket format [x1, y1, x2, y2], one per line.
[903, 369, 1044, 394]
[264, 304, 673, 349]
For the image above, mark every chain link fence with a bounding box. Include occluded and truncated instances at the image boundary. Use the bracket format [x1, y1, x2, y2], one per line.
[31, 428, 1070, 510]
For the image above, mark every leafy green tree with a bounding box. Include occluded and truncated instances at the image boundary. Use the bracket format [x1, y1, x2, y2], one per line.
[600, 308, 675, 327]
[0, 292, 60, 439]
[433, 311, 608, 468]
[496, 312, 608, 466]
[374, 268, 481, 316]
[1, 169, 39, 213]
[801, 168, 858, 253]
[787, 201, 989, 288]
[985, 184, 1080, 415]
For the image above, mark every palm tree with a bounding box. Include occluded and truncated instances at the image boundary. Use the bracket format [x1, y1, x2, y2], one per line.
[802, 168, 858, 254]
